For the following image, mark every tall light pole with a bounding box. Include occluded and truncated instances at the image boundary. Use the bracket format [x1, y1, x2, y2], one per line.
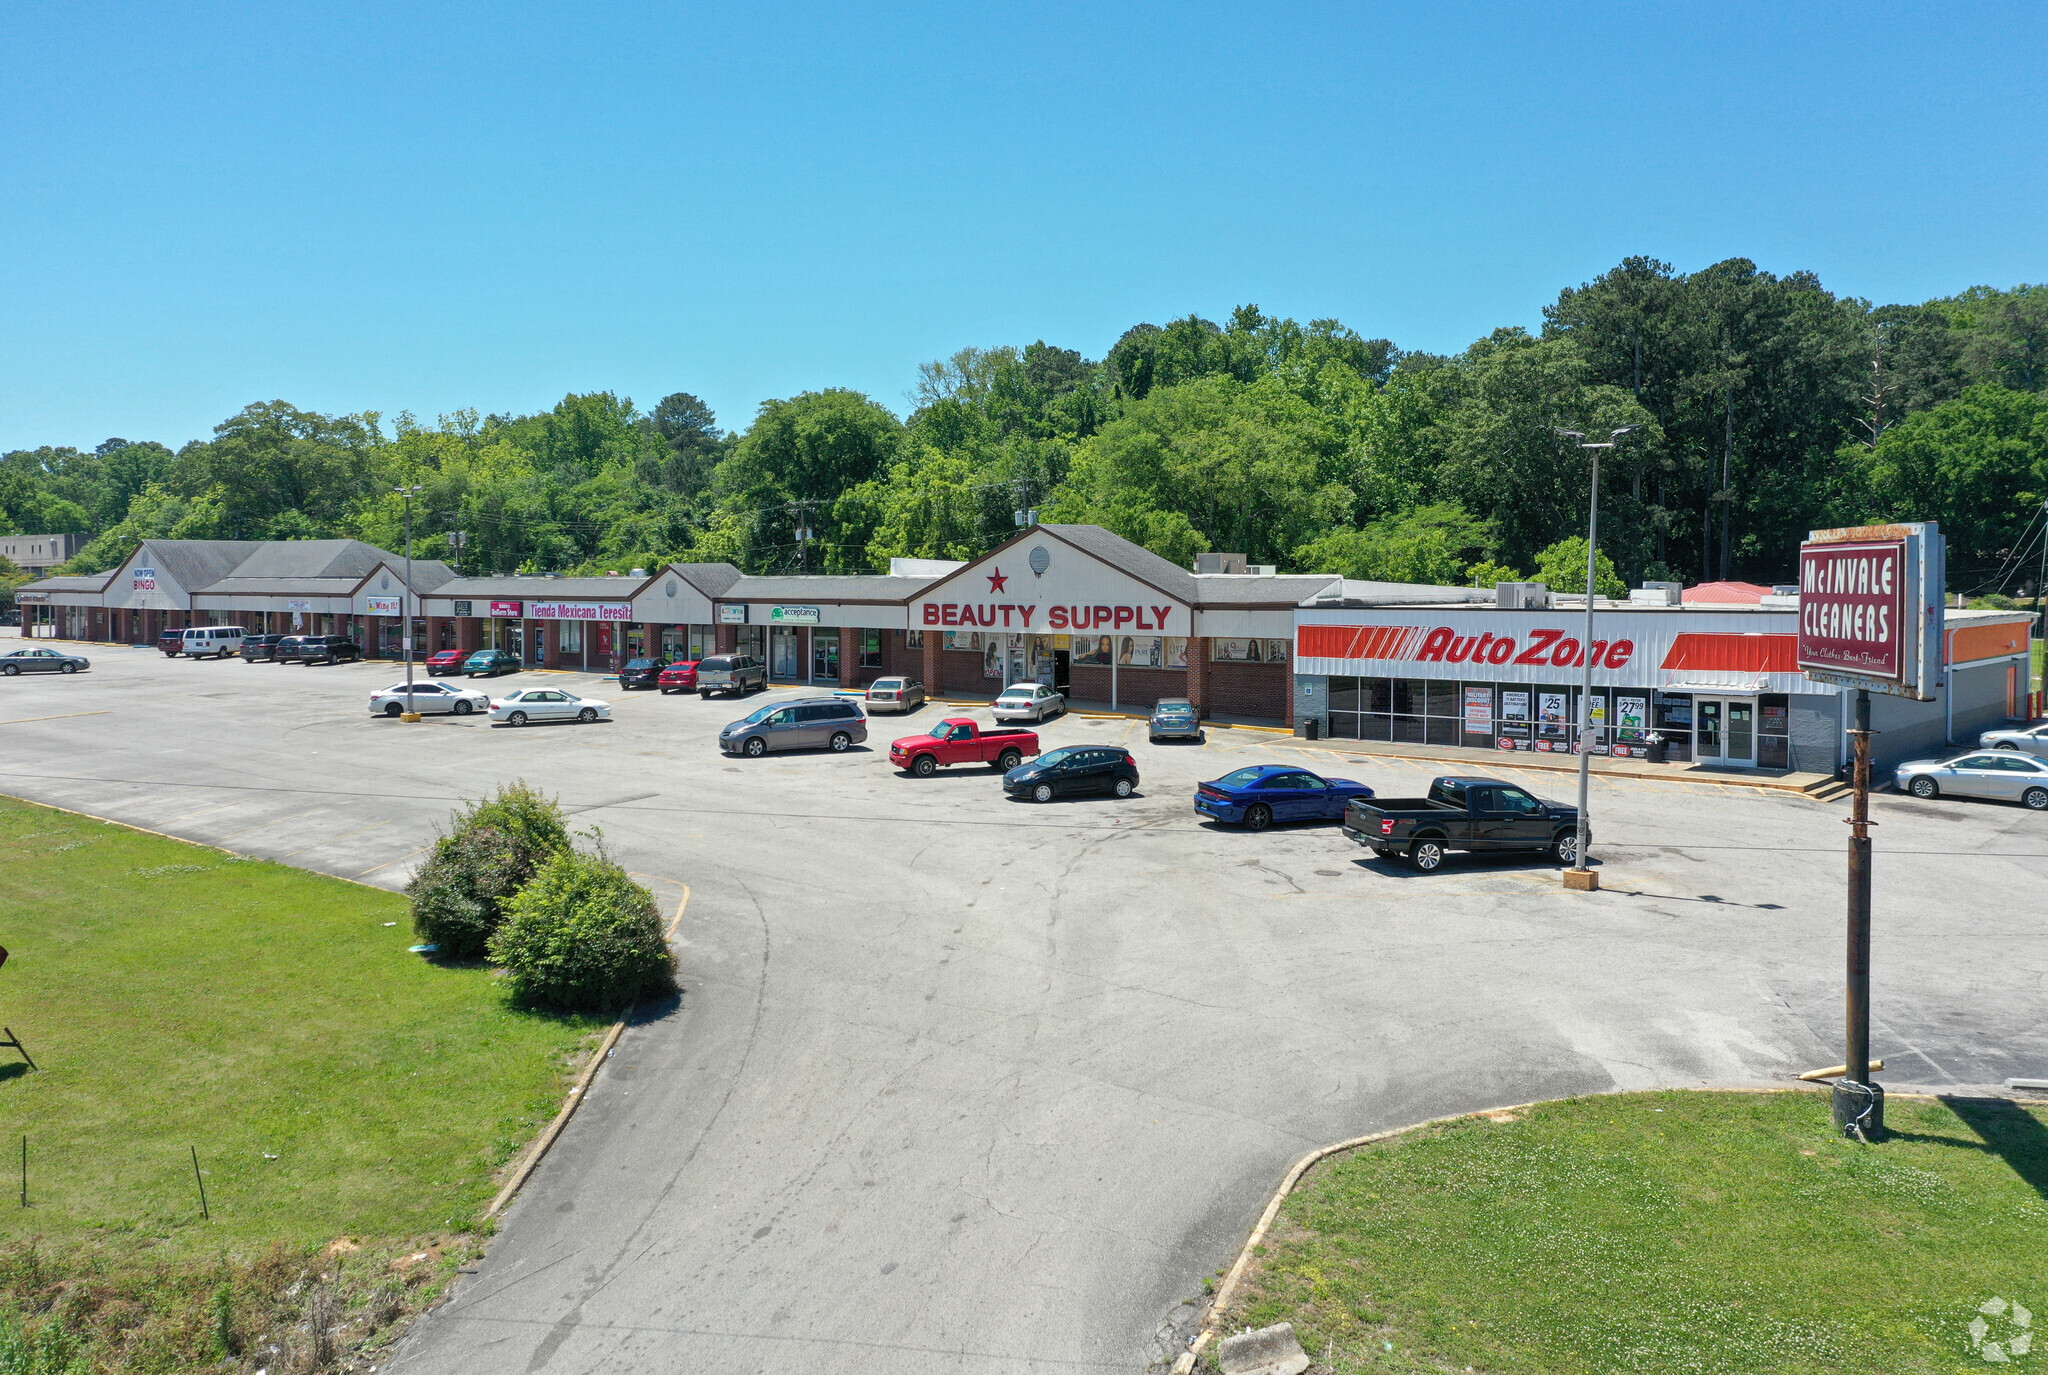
[394, 485, 423, 721]
[1554, 426, 1639, 890]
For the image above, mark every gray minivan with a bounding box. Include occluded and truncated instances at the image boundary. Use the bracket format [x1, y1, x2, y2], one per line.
[719, 696, 868, 757]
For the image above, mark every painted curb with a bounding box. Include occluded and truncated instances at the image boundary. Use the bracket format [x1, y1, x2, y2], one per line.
[483, 886, 692, 1219]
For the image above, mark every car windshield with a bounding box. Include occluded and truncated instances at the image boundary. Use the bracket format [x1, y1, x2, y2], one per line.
[1155, 704, 1194, 716]
[1215, 768, 1270, 789]
[871, 679, 902, 689]
[741, 703, 782, 724]
[625, 659, 656, 669]
[1037, 746, 1082, 765]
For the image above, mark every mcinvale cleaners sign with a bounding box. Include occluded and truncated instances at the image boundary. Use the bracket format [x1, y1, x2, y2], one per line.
[1797, 523, 1943, 701]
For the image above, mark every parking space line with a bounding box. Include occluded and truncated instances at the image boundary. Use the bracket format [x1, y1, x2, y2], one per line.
[0, 710, 112, 726]
[275, 819, 392, 859]
[354, 845, 431, 879]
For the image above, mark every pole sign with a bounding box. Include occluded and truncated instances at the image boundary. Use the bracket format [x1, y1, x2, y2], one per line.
[1797, 522, 1944, 701]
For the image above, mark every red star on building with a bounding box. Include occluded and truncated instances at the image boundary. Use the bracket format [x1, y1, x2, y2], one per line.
[986, 567, 1009, 593]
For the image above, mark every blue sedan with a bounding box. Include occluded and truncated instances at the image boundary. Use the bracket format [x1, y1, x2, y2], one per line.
[1194, 764, 1374, 831]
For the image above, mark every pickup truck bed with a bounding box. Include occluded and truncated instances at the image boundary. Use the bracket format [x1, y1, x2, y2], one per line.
[1343, 775, 1584, 872]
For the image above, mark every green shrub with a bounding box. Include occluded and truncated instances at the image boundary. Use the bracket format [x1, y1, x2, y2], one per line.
[0, 1304, 88, 1375]
[406, 781, 569, 956]
[488, 849, 676, 1012]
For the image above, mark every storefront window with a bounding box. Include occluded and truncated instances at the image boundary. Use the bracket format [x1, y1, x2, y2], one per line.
[861, 629, 883, 668]
[559, 620, 584, 654]
[812, 632, 840, 681]
[1654, 693, 1695, 762]
[1759, 695, 1791, 769]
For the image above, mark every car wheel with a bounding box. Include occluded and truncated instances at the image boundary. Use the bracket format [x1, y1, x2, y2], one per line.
[700, 689, 712, 700]
[1908, 775, 1938, 799]
[912, 754, 938, 778]
[454, 699, 473, 715]
[1032, 782, 1055, 803]
[0, 664, 15, 676]
[744, 736, 766, 758]
[2024, 787, 2048, 811]
[508, 710, 528, 726]
[1995, 742, 2017, 750]
[829, 731, 851, 752]
[997, 749, 1022, 772]
[384, 702, 402, 717]
[1113, 777, 1135, 800]
[1551, 830, 1580, 866]
[1244, 803, 1272, 831]
[579, 707, 598, 723]
[1410, 838, 1446, 872]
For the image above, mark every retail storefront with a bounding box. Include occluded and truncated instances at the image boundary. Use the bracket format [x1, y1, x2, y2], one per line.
[1294, 601, 2034, 773]
[420, 563, 742, 672]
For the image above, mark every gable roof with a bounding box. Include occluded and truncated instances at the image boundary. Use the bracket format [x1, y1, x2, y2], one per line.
[667, 562, 744, 597]
[130, 540, 268, 593]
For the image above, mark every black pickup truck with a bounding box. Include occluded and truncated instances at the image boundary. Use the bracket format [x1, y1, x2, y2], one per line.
[1343, 775, 1584, 872]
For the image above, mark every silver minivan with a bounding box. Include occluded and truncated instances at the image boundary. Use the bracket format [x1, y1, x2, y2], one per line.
[719, 696, 868, 757]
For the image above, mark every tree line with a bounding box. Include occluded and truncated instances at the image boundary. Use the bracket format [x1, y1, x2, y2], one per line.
[5, 258, 2045, 598]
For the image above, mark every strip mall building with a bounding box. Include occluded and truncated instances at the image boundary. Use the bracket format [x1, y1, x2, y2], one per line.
[20, 524, 2034, 772]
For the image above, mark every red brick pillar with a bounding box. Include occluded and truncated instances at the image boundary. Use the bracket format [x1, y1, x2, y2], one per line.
[458, 617, 481, 653]
[717, 622, 737, 653]
[1186, 637, 1209, 717]
[1285, 666, 1296, 728]
[841, 626, 859, 685]
[921, 630, 941, 697]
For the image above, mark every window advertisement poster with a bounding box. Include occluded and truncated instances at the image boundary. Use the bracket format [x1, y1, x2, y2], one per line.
[1209, 638, 1291, 663]
[1611, 694, 1649, 756]
[1536, 690, 1570, 749]
[944, 630, 983, 652]
[983, 639, 1004, 678]
[1073, 635, 1114, 666]
[906, 628, 923, 647]
[1168, 637, 1188, 669]
[1496, 688, 1532, 748]
[366, 597, 402, 615]
[1463, 686, 1492, 734]
[1117, 635, 1166, 668]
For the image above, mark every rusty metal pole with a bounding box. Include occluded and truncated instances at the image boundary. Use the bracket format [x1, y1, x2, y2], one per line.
[1834, 687, 1883, 1138]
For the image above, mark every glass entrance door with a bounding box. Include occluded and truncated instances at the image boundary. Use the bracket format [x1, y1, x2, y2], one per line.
[771, 626, 800, 679]
[1695, 698, 1756, 766]
[1725, 700, 1756, 764]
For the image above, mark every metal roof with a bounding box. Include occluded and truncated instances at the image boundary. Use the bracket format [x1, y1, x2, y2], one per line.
[721, 574, 938, 602]
[18, 573, 112, 593]
[131, 539, 268, 592]
[427, 575, 655, 600]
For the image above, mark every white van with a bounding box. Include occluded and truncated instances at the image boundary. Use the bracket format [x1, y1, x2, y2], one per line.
[177, 625, 245, 660]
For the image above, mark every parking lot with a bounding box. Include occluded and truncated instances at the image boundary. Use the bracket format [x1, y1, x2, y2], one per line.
[5, 642, 2046, 1373]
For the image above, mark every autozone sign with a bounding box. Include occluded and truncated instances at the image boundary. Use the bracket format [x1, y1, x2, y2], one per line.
[1301, 624, 1637, 670]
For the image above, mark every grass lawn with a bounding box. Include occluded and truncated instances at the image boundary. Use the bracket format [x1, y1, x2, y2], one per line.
[0, 796, 608, 1366]
[1224, 1090, 2048, 1374]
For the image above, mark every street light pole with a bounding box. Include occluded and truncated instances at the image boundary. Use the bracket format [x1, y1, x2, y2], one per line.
[1555, 427, 1639, 890]
[395, 485, 422, 720]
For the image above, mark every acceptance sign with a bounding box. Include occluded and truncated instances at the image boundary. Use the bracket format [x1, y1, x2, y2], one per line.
[1797, 538, 1905, 681]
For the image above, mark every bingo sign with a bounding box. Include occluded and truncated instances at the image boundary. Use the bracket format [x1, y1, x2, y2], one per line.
[132, 566, 157, 592]
[1797, 523, 1943, 701]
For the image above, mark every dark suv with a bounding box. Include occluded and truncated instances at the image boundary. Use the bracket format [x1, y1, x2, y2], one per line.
[695, 653, 768, 698]
[279, 634, 362, 665]
[617, 657, 670, 690]
[240, 633, 287, 662]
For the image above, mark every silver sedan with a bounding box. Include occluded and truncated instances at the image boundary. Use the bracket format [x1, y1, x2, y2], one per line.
[0, 647, 89, 675]
[368, 680, 491, 717]
[490, 688, 612, 726]
[992, 683, 1064, 723]
[1979, 723, 2048, 759]
[1895, 751, 2048, 809]
[864, 676, 927, 713]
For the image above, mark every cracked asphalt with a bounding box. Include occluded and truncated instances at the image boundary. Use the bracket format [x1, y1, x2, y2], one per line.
[2, 641, 2044, 1373]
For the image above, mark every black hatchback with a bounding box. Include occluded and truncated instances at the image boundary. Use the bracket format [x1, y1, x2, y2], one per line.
[240, 633, 287, 662]
[617, 657, 669, 690]
[1003, 745, 1140, 803]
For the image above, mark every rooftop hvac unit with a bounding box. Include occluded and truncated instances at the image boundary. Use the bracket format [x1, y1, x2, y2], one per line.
[1495, 581, 1553, 609]
[1628, 582, 1683, 607]
[1196, 552, 1248, 574]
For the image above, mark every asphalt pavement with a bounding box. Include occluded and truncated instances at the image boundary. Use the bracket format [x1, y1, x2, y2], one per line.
[2, 641, 2044, 1373]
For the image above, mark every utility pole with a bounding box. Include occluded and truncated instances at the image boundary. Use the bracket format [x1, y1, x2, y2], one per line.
[394, 485, 422, 720]
[1554, 426, 1639, 891]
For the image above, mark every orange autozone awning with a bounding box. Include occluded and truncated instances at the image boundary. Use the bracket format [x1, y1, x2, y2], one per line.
[1658, 633, 1798, 673]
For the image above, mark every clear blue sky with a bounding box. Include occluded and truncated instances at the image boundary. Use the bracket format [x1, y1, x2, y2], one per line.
[4, 2, 2042, 451]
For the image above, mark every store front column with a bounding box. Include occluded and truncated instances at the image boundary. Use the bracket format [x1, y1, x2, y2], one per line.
[1186, 638, 1210, 716]
[921, 632, 941, 694]
[717, 623, 737, 654]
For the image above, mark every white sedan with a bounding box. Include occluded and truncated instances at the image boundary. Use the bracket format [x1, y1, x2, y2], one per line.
[490, 688, 612, 726]
[368, 680, 491, 717]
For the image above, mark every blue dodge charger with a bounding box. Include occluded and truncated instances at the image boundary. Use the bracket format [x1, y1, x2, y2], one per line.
[1194, 764, 1374, 831]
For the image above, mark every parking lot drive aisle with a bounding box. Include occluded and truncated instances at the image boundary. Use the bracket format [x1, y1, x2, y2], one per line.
[0, 645, 2043, 1373]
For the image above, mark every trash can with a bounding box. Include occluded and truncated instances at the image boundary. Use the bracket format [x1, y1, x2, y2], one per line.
[1645, 731, 1667, 764]
[1296, 718, 1321, 740]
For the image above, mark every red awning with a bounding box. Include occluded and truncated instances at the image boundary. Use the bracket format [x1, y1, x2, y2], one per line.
[1659, 633, 1799, 673]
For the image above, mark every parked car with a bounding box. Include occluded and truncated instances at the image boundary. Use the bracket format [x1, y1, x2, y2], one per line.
[0, 647, 88, 675]
[158, 630, 185, 656]
[888, 718, 1039, 776]
[368, 680, 491, 717]
[462, 648, 520, 678]
[490, 688, 611, 726]
[424, 649, 469, 676]
[174, 625, 246, 659]
[719, 696, 867, 756]
[1343, 776, 1583, 872]
[240, 633, 287, 662]
[618, 657, 670, 690]
[1979, 723, 2048, 759]
[1194, 765, 1374, 831]
[1149, 697, 1204, 744]
[864, 676, 926, 713]
[1002, 745, 1140, 803]
[992, 682, 1064, 723]
[279, 634, 362, 666]
[1895, 751, 2048, 809]
[696, 653, 768, 698]
[657, 660, 700, 694]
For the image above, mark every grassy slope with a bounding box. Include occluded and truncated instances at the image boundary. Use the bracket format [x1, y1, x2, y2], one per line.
[0, 796, 605, 1253]
[1228, 1090, 2048, 1373]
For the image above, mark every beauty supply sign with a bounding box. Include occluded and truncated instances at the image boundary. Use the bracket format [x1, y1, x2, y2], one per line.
[1797, 523, 1943, 701]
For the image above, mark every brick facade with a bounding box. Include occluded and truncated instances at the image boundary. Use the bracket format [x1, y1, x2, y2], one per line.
[1206, 659, 1290, 721]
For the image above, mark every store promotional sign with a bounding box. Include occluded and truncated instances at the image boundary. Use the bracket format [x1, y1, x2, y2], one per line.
[489, 600, 523, 618]
[366, 596, 402, 615]
[916, 547, 1193, 637]
[132, 567, 157, 592]
[1796, 523, 1943, 700]
[718, 604, 748, 624]
[770, 605, 820, 625]
[452, 600, 472, 617]
[287, 598, 313, 613]
[527, 601, 631, 622]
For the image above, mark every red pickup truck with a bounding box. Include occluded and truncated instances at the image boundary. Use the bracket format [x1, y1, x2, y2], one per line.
[890, 719, 1041, 777]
